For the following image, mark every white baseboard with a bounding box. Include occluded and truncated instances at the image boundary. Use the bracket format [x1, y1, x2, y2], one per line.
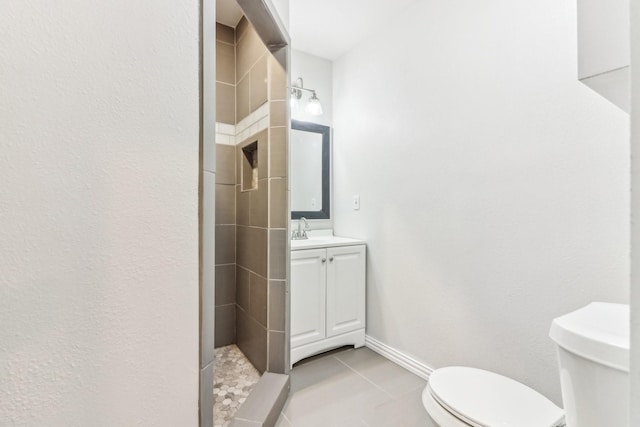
[365, 335, 433, 381]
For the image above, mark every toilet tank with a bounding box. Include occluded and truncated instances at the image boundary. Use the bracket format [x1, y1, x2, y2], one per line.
[549, 302, 629, 427]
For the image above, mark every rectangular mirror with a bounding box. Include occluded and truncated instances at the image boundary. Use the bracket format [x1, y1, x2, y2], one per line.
[290, 120, 330, 219]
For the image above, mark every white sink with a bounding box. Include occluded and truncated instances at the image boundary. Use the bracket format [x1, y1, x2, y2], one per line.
[290, 235, 364, 250]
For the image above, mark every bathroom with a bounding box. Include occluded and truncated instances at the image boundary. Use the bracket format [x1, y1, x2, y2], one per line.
[1, 0, 638, 426]
[208, 0, 631, 424]
[283, 0, 630, 425]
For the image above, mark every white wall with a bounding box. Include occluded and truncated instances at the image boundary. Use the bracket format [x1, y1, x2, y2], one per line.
[0, 1, 200, 425]
[291, 50, 333, 127]
[333, 0, 629, 405]
[271, 0, 290, 33]
[631, 0, 640, 423]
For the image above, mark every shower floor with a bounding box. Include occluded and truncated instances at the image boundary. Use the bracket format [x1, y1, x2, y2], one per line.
[213, 344, 261, 427]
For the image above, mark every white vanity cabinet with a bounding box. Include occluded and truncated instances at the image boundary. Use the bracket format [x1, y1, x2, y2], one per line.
[290, 241, 366, 366]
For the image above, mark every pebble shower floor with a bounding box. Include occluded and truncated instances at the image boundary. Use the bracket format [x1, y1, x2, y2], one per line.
[213, 345, 261, 427]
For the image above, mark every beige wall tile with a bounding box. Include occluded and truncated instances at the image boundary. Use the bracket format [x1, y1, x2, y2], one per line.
[216, 82, 235, 124]
[268, 280, 286, 332]
[268, 229, 287, 280]
[237, 25, 267, 82]
[250, 54, 269, 112]
[237, 225, 267, 277]
[236, 308, 267, 373]
[268, 331, 286, 373]
[216, 144, 236, 184]
[269, 127, 287, 178]
[215, 224, 236, 264]
[250, 179, 268, 228]
[236, 75, 250, 123]
[216, 41, 235, 85]
[269, 56, 287, 101]
[215, 304, 236, 348]
[270, 100, 286, 127]
[236, 266, 250, 311]
[215, 264, 236, 306]
[215, 183, 235, 225]
[216, 22, 235, 45]
[235, 17, 249, 44]
[236, 184, 251, 226]
[269, 178, 287, 229]
[256, 128, 269, 180]
[249, 273, 268, 328]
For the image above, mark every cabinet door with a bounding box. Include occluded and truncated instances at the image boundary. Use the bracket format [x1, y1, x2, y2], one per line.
[326, 245, 366, 338]
[290, 248, 327, 348]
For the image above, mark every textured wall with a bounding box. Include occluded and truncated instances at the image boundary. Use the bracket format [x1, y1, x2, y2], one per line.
[631, 0, 640, 423]
[333, 0, 629, 405]
[0, 0, 200, 425]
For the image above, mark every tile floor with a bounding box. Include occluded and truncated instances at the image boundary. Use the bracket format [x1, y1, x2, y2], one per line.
[214, 345, 261, 427]
[275, 347, 438, 427]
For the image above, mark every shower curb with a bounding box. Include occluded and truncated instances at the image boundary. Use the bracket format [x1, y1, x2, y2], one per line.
[229, 372, 290, 427]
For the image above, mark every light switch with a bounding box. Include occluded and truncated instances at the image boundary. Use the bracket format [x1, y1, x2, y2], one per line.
[353, 195, 360, 210]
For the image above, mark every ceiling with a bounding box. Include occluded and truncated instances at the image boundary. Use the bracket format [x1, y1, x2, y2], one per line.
[217, 0, 417, 61]
[290, 0, 417, 60]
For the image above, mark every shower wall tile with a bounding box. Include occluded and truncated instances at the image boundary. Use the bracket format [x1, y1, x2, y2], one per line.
[270, 100, 286, 127]
[249, 273, 268, 328]
[215, 264, 236, 306]
[216, 22, 235, 45]
[216, 144, 236, 185]
[235, 17, 249, 43]
[237, 308, 267, 373]
[269, 127, 287, 178]
[216, 41, 235, 85]
[250, 54, 269, 112]
[236, 75, 250, 123]
[237, 226, 267, 277]
[199, 362, 214, 427]
[201, 171, 215, 366]
[215, 184, 236, 225]
[215, 304, 236, 348]
[269, 178, 287, 229]
[215, 225, 236, 265]
[268, 57, 287, 101]
[268, 229, 287, 280]
[268, 331, 286, 374]
[256, 129, 269, 180]
[236, 266, 250, 311]
[250, 180, 268, 228]
[216, 82, 235, 124]
[236, 26, 267, 83]
[268, 280, 286, 332]
[236, 185, 251, 226]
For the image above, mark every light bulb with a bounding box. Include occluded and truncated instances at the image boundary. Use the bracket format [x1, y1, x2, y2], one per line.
[306, 92, 323, 115]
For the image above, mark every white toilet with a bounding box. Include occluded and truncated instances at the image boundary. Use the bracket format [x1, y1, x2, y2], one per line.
[422, 302, 629, 427]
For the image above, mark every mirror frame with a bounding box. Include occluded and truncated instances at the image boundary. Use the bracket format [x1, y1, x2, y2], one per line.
[291, 120, 331, 220]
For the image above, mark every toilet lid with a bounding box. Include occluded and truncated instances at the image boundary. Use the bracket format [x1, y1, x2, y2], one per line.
[428, 367, 564, 427]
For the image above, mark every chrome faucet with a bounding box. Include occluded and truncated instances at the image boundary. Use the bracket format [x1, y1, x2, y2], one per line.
[292, 217, 310, 240]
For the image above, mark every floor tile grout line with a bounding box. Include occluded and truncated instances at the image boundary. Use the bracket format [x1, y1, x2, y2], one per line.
[332, 355, 395, 400]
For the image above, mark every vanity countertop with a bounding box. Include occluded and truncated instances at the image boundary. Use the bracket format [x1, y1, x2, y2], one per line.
[290, 232, 365, 251]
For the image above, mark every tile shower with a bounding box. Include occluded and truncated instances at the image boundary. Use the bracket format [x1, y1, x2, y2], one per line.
[213, 17, 289, 424]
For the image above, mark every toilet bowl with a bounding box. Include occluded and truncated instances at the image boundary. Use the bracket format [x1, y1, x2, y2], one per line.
[422, 367, 564, 427]
[422, 302, 629, 427]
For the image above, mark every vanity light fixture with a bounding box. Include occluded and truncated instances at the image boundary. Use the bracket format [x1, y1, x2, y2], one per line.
[290, 77, 323, 116]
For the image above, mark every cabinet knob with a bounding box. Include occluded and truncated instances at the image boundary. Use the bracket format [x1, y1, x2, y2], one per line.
[329, 257, 334, 262]
[321, 258, 326, 263]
